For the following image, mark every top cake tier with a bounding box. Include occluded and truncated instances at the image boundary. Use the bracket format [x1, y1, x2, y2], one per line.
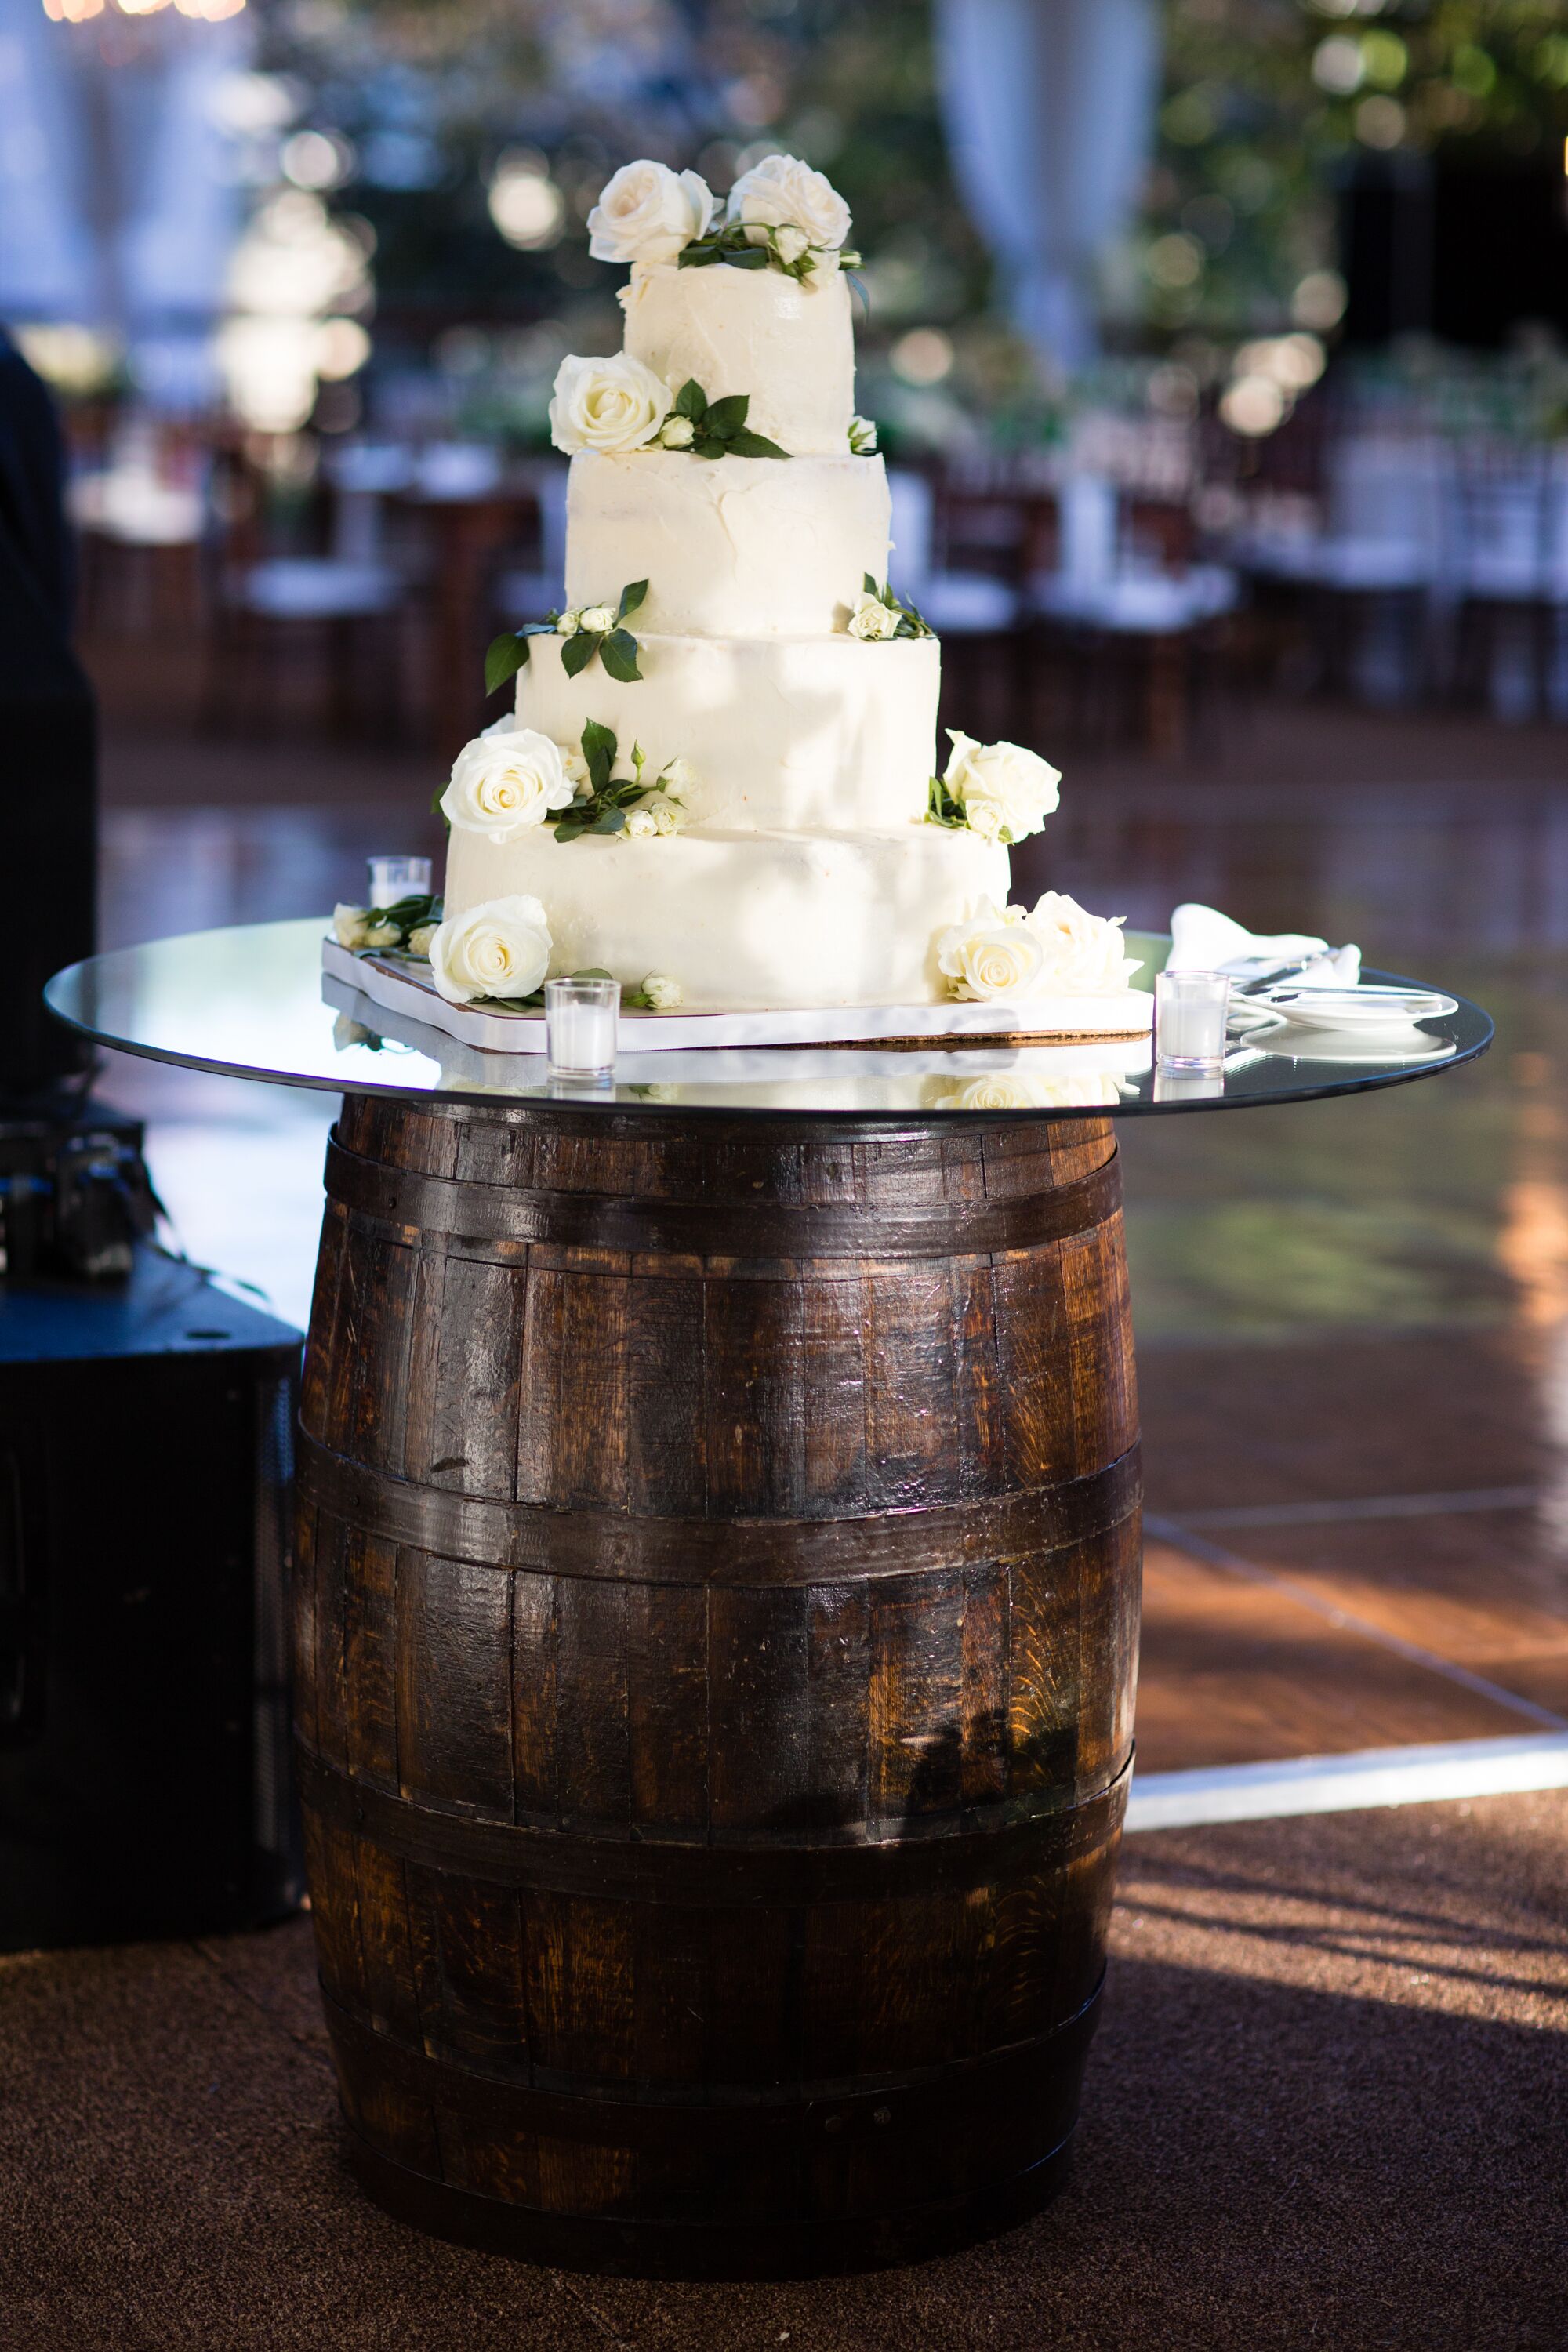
[620, 260, 855, 456]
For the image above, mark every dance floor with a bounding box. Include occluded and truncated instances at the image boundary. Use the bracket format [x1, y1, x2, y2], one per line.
[91, 698, 1568, 1786]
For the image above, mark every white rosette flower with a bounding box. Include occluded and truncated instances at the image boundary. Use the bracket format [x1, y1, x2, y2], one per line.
[578, 604, 616, 634]
[926, 1072, 1121, 1111]
[406, 923, 440, 960]
[942, 731, 1062, 846]
[728, 153, 851, 255]
[1022, 892, 1143, 994]
[935, 898, 1047, 1003]
[549, 353, 673, 456]
[622, 806, 659, 839]
[441, 728, 576, 841]
[642, 974, 683, 1011]
[429, 895, 552, 1006]
[849, 591, 900, 641]
[587, 161, 714, 265]
[332, 903, 372, 949]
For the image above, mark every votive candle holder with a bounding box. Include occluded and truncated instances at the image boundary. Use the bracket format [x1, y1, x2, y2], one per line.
[546, 976, 620, 1080]
[1155, 970, 1231, 1070]
[366, 855, 433, 902]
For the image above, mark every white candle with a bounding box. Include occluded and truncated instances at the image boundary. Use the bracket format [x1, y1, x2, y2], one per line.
[546, 977, 620, 1077]
[1155, 971, 1230, 1069]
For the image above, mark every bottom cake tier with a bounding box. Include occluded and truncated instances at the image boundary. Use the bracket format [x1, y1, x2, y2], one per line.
[442, 822, 1011, 1011]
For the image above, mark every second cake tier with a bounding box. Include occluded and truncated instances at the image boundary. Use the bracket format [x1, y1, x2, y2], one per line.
[515, 630, 938, 831]
[443, 822, 1009, 1011]
[564, 449, 891, 637]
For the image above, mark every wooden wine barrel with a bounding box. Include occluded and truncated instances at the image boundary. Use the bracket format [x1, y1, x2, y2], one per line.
[292, 1096, 1141, 2278]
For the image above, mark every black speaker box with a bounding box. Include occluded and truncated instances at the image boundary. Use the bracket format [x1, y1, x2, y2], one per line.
[0, 1247, 304, 1951]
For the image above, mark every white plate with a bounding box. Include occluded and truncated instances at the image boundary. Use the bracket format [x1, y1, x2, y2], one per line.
[1247, 983, 1457, 1034]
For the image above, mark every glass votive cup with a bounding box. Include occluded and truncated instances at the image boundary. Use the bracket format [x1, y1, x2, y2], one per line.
[1155, 969, 1231, 1070]
[366, 855, 433, 903]
[545, 975, 619, 1080]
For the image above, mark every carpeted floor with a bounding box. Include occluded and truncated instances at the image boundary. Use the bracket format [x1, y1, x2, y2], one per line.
[3, 1791, 1565, 2352]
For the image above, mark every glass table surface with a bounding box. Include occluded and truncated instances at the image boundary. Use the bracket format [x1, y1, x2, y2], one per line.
[46, 920, 1493, 1120]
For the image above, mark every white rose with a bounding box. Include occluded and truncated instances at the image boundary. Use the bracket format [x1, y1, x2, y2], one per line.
[659, 756, 695, 791]
[962, 798, 1004, 842]
[562, 747, 592, 793]
[556, 608, 580, 635]
[441, 728, 575, 840]
[587, 160, 714, 265]
[651, 799, 682, 834]
[429, 895, 551, 1006]
[549, 352, 672, 456]
[805, 247, 842, 285]
[659, 413, 695, 449]
[1022, 892, 1143, 995]
[849, 591, 900, 641]
[643, 973, 683, 1010]
[942, 730, 1062, 845]
[622, 806, 659, 839]
[579, 604, 616, 634]
[332, 902, 371, 949]
[927, 1073, 1121, 1111]
[361, 921, 402, 951]
[406, 923, 439, 960]
[773, 223, 811, 266]
[935, 897, 1047, 1003]
[729, 153, 851, 252]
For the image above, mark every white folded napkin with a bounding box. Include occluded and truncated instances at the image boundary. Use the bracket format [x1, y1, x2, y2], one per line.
[1167, 903, 1361, 989]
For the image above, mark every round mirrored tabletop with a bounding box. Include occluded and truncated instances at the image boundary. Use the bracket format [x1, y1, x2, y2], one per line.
[46, 919, 1493, 1119]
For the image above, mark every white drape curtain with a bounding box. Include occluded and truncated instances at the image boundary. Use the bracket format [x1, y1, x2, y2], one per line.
[0, 10, 248, 405]
[935, 0, 1163, 371]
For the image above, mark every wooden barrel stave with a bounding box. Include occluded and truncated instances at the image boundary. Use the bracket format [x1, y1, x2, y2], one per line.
[293, 1101, 1140, 2274]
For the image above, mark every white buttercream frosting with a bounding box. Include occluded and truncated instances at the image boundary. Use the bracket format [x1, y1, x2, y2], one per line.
[564, 450, 890, 637]
[514, 631, 938, 833]
[444, 824, 1010, 1011]
[621, 260, 855, 455]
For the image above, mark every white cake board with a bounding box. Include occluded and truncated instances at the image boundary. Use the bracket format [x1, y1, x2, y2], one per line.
[321, 938, 1154, 1058]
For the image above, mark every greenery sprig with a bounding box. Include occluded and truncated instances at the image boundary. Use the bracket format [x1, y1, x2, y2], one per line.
[485, 579, 648, 698]
[336, 891, 444, 951]
[470, 964, 666, 1014]
[677, 218, 862, 286]
[550, 719, 684, 845]
[858, 573, 935, 639]
[925, 773, 967, 830]
[666, 377, 789, 461]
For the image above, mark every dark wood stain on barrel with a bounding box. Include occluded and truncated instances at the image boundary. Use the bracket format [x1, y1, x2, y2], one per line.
[293, 1100, 1141, 2278]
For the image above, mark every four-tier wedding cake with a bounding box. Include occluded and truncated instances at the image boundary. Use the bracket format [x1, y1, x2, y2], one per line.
[417, 154, 1142, 1024]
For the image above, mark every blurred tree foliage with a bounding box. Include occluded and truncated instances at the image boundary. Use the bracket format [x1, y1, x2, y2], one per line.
[1151, 0, 1568, 336]
[274, 0, 1568, 349]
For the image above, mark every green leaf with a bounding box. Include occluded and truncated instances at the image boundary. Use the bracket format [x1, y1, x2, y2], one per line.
[725, 428, 790, 459]
[580, 717, 617, 793]
[572, 967, 615, 981]
[617, 578, 648, 620]
[726, 245, 770, 269]
[430, 783, 447, 817]
[484, 631, 530, 695]
[674, 377, 708, 420]
[600, 628, 643, 683]
[561, 629, 597, 679]
[593, 807, 627, 834]
[705, 393, 750, 432]
[691, 436, 727, 460]
[864, 573, 879, 596]
[552, 817, 587, 844]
